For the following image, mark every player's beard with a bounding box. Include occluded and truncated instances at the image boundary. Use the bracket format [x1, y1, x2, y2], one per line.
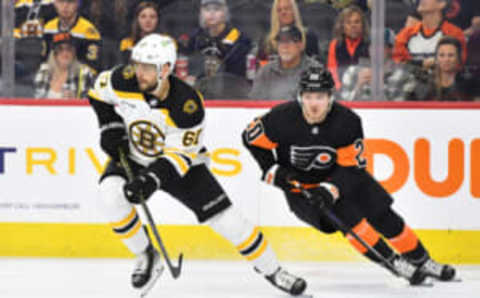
[145, 81, 160, 93]
[139, 79, 161, 93]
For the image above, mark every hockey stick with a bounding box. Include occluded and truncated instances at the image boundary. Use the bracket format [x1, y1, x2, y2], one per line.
[290, 181, 401, 277]
[119, 150, 183, 279]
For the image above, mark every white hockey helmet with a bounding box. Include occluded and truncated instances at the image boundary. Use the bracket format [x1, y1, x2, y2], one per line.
[131, 33, 177, 78]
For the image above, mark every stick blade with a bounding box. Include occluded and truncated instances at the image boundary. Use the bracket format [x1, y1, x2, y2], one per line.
[171, 253, 184, 279]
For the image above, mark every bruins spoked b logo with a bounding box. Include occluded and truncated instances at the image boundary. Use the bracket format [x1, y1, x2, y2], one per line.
[129, 121, 166, 157]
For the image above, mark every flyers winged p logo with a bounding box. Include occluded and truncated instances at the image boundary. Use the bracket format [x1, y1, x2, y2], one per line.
[290, 145, 337, 171]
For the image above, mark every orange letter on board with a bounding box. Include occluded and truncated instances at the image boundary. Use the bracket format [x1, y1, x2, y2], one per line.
[364, 139, 409, 194]
[414, 138, 464, 198]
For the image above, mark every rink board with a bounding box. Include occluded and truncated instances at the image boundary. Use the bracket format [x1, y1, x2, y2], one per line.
[2, 223, 480, 264]
[1, 101, 480, 262]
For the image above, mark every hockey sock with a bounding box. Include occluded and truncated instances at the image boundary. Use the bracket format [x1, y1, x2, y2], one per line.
[207, 206, 279, 276]
[99, 176, 149, 255]
[388, 225, 429, 265]
[370, 208, 429, 264]
[346, 218, 395, 263]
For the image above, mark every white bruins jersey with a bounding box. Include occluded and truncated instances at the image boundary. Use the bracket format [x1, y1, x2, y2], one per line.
[88, 64, 207, 177]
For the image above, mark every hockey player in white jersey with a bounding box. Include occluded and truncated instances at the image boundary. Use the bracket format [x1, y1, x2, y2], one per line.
[87, 33, 306, 296]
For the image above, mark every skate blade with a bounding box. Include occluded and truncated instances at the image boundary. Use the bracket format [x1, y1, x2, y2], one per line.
[412, 278, 434, 287]
[138, 263, 165, 298]
[414, 282, 434, 287]
[433, 277, 462, 283]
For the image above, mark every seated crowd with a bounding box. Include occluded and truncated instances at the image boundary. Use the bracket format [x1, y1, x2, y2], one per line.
[7, 0, 480, 101]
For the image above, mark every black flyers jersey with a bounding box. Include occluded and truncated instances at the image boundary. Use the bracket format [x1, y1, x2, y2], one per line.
[244, 101, 367, 184]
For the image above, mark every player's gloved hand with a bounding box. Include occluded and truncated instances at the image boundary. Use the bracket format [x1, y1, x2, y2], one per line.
[123, 171, 160, 204]
[305, 183, 340, 209]
[263, 164, 298, 192]
[100, 127, 129, 161]
[274, 166, 296, 191]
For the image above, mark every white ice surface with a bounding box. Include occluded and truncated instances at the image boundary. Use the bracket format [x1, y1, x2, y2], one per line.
[0, 259, 478, 298]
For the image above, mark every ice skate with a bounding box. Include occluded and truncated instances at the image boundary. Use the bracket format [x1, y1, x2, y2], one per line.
[419, 258, 456, 281]
[132, 243, 164, 297]
[265, 267, 307, 296]
[390, 255, 427, 286]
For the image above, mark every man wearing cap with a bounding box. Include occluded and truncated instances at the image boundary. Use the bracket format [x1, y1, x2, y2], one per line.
[249, 25, 321, 100]
[43, 0, 102, 72]
[184, 0, 252, 79]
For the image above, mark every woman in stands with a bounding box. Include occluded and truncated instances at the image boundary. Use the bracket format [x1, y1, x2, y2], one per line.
[119, 1, 163, 64]
[420, 36, 473, 101]
[327, 5, 369, 90]
[34, 33, 95, 99]
[258, 0, 319, 65]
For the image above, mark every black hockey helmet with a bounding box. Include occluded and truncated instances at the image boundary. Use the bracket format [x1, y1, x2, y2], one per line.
[297, 66, 335, 99]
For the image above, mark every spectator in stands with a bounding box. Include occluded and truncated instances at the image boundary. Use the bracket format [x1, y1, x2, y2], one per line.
[80, 0, 130, 69]
[184, 0, 252, 80]
[14, 0, 58, 84]
[258, 0, 319, 65]
[14, 0, 57, 39]
[43, 0, 102, 72]
[119, 1, 164, 64]
[393, 0, 466, 71]
[416, 36, 473, 101]
[339, 28, 419, 101]
[249, 25, 321, 100]
[34, 32, 95, 99]
[327, 5, 370, 90]
[405, 0, 480, 38]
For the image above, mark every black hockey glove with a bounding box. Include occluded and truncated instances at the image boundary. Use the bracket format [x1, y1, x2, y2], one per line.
[263, 164, 298, 192]
[100, 127, 129, 162]
[274, 166, 294, 191]
[123, 171, 160, 204]
[304, 183, 340, 209]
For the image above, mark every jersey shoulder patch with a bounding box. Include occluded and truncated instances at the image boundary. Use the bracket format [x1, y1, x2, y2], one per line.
[110, 65, 140, 92]
[164, 76, 205, 129]
[183, 98, 200, 114]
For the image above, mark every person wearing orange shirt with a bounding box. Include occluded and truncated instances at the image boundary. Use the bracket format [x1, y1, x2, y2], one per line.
[393, 0, 466, 70]
[327, 5, 369, 90]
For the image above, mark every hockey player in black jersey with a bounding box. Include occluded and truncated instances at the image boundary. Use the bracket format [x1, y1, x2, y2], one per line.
[242, 66, 456, 285]
[87, 33, 306, 296]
